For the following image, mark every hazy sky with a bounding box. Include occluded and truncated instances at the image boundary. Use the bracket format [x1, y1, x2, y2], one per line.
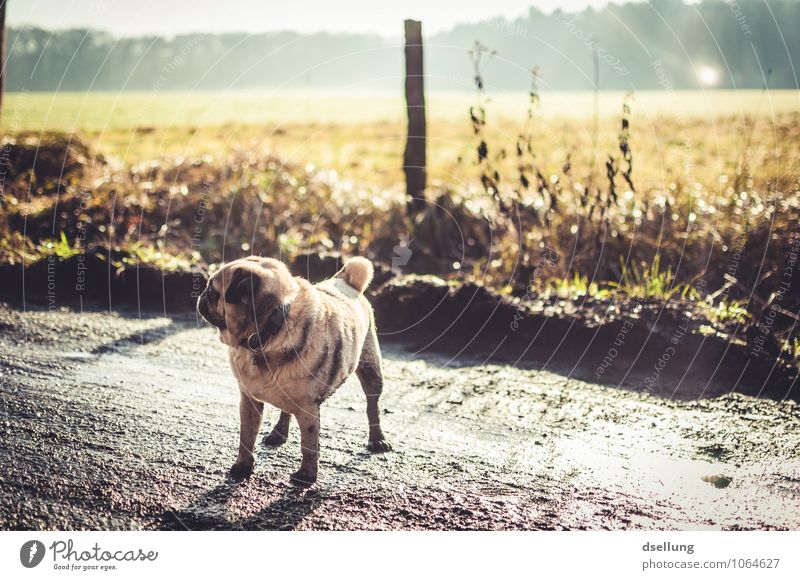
[8, 0, 613, 37]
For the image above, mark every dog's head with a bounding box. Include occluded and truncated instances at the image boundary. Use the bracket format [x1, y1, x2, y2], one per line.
[197, 257, 299, 347]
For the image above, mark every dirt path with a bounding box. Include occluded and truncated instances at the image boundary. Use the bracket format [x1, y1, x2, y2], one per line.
[1, 304, 799, 530]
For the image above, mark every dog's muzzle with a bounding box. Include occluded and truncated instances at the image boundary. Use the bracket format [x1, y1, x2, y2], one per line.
[197, 291, 227, 330]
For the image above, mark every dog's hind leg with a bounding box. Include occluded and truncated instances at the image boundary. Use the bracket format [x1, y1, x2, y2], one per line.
[263, 411, 291, 447]
[356, 324, 392, 453]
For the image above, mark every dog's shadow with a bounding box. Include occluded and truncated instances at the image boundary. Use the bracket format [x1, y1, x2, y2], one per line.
[159, 480, 238, 530]
[159, 432, 385, 530]
[239, 487, 323, 530]
[159, 477, 323, 531]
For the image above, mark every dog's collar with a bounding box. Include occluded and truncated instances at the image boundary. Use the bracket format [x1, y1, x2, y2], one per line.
[245, 303, 291, 352]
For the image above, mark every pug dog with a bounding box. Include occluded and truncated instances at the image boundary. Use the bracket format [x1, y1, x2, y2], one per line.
[197, 255, 391, 486]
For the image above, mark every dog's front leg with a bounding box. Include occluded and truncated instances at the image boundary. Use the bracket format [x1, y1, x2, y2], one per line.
[290, 405, 320, 487]
[229, 392, 264, 481]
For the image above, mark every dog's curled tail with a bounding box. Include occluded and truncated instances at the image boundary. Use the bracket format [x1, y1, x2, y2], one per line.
[340, 257, 373, 294]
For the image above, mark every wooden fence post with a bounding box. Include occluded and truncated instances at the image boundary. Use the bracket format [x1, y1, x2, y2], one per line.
[403, 19, 426, 214]
[0, 0, 6, 122]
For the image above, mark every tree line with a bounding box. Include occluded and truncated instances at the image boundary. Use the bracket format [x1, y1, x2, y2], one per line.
[5, 0, 799, 92]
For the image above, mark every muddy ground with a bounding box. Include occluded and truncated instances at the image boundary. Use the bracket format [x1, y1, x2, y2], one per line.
[1, 303, 799, 530]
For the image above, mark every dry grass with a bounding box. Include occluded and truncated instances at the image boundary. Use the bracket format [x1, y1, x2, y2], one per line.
[4, 90, 800, 191]
[2, 91, 798, 319]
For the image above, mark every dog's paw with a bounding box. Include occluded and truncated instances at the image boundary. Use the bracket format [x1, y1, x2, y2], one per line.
[262, 430, 288, 447]
[367, 438, 393, 453]
[289, 468, 317, 487]
[228, 458, 254, 481]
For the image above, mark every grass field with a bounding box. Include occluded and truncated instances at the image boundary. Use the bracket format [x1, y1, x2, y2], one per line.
[3, 90, 799, 192]
[5, 90, 799, 129]
[2, 90, 799, 360]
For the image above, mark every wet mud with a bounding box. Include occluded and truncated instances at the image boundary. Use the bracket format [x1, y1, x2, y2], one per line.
[1, 304, 799, 530]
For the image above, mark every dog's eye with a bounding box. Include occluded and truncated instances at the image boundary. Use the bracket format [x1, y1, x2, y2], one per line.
[207, 285, 219, 300]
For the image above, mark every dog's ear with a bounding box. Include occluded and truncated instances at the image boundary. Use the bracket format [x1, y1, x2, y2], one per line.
[224, 269, 261, 304]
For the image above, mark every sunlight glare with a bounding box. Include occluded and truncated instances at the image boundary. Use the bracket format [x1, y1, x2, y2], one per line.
[698, 66, 720, 87]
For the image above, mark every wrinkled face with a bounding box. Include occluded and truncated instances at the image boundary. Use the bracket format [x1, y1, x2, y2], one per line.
[197, 257, 297, 346]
